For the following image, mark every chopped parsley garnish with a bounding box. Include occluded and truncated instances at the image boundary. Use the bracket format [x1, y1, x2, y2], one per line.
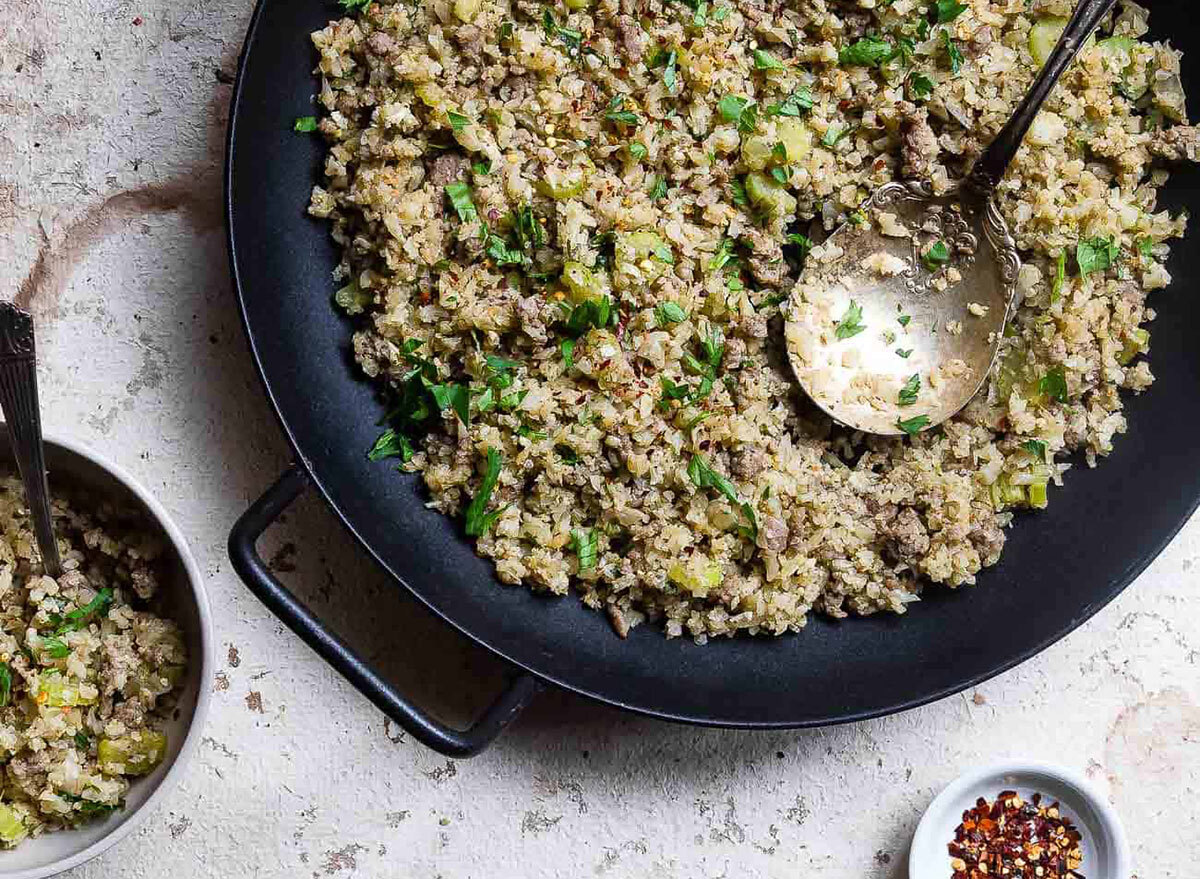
[447, 111, 471, 133]
[560, 338, 575, 370]
[687, 454, 757, 541]
[338, 0, 372, 11]
[293, 116, 319, 132]
[1023, 439, 1048, 457]
[717, 94, 758, 133]
[839, 37, 895, 68]
[834, 300, 867, 340]
[1137, 237, 1155, 259]
[822, 124, 851, 148]
[766, 87, 814, 118]
[368, 428, 415, 464]
[0, 663, 10, 708]
[472, 158, 492, 176]
[655, 302, 688, 326]
[60, 793, 119, 817]
[464, 447, 504, 537]
[935, 0, 968, 23]
[770, 166, 790, 184]
[659, 376, 691, 408]
[427, 382, 471, 425]
[752, 49, 785, 71]
[1076, 236, 1120, 276]
[709, 237, 737, 272]
[712, 5, 729, 21]
[649, 175, 668, 201]
[896, 348, 913, 358]
[923, 240, 951, 270]
[910, 72, 935, 100]
[629, 142, 648, 161]
[785, 232, 813, 258]
[898, 374, 921, 407]
[55, 589, 113, 634]
[555, 444, 580, 464]
[570, 528, 599, 572]
[677, 328, 725, 402]
[1051, 248, 1067, 303]
[1038, 367, 1069, 404]
[41, 637, 70, 659]
[74, 731, 89, 750]
[604, 94, 640, 126]
[444, 182, 477, 223]
[941, 29, 965, 74]
[542, 9, 583, 54]
[898, 314, 912, 327]
[650, 48, 679, 91]
[652, 241, 675, 264]
[896, 414, 930, 435]
[730, 177, 749, 206]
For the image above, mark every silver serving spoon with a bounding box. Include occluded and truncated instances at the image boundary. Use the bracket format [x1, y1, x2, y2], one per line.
[0, 303, 62, 576]
[785, 0, 1116, 436]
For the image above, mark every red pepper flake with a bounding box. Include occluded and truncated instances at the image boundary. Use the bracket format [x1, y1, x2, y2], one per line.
[948, 791, 1085, 879]
[132, 15, 143, 25]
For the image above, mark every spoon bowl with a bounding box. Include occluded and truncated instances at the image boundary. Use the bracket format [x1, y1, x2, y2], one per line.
[784, 182, 1019, 435]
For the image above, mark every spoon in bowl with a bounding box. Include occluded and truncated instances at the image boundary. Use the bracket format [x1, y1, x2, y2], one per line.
[784, 0, 1117, 436]
[0, 302, 62, 576]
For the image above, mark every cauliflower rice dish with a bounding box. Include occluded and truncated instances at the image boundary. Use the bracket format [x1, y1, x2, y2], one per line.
[0, 477, 185, 845]
[306, 0, 1197, 640]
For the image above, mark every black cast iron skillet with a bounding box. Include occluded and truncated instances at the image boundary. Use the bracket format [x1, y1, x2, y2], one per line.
[226, 0, 1200, 756]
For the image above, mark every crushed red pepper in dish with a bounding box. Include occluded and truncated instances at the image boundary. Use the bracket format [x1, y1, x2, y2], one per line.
[948, 790, 1084, 879]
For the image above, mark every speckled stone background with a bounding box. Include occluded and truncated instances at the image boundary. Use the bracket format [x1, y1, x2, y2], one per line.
[1, 2, 1198, 876]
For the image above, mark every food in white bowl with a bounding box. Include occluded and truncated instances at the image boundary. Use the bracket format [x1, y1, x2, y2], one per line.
[0, 474, 187, 846]
[0, 432, 211, 879]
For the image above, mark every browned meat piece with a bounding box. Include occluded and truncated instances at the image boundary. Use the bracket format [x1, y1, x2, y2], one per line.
[366, 31, 398, 56]
[739, 229, 785, 288]
[969, 517, 1005, 566]
[900, 111, 940, 179]
[1149, 125, 1200, 162]
[730, 444, 767, 479]
[453, 24, 485, 54]
[428, 153, 471, 186]
[880, 507, 930, 565]
[758, 515, 789, 552]
[615, 16, 643, 62]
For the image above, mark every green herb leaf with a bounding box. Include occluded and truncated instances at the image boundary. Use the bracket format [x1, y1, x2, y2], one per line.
[570, 528, 599, 572]
[41, 637, 70, 659]
[896, 414, 930, 435]
[605, 94, 640, 126]
[562, 297, 615, 335]
[941, 29, 964, 74]
[730, 177, 749, 206]
[464, 447, 504, 537]
[652, 241, 675, 264]
[1137, 237, 1155, 259]
[472, 158, 492, 176]
[839, 37, 895, 67]
[687, 454, 758, 541]
[770, 166, 790, 184]
[542, 9, 583, 54]
[427, 382, 471, 425]
[629, 142, 648, 161]
[1023, 439, 1048, 457]
[655, 302, 688, 326]
[339, 0, 372, 11]
[752, 49, 785, 71]
[712, 5, 729, 21]
[822, 124, 851, 147]
[444, 182, 477, 223]
[935, 0, 968, 23]
[368, 428, 415, 463]
[74, 731, 89, 749]
[785, 232, 813, 258]
[709, 237, 737, 272]
[717, 94, 758, 133]
[447, 111, 471, 133]
[293, 116, 319, 133]
[910, 72, 935, 100]
[766, 87, 814, 117]
[923, 240, 951, 270]
[898, 374, 921, 407]
[835, 300, 867, 340]
[560, 338, 575, 370]
[896, 348, 913, 358]
[649, 175, 668, 201]
[1038, 367, 1069, 404]
[1076, 236, 1120, 276]
[57, 589, 113, 634]
[0, 663, 11, 708]
[898, 314, 911, 327]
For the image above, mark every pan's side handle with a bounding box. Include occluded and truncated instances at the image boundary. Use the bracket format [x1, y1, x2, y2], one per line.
[227, 467, 541, 758]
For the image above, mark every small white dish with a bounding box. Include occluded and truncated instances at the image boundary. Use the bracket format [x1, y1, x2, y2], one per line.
[909, 760, 1131, 879]
[0, 431, 214, 879]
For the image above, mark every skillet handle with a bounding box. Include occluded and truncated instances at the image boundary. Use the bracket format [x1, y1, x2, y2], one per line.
[227, 466, 542, 758]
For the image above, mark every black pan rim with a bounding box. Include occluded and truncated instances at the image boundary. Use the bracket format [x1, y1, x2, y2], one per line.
[225, 0, 1200, 729]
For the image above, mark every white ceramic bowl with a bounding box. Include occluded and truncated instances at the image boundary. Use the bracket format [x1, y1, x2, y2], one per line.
[909, 761, 1131, 879]
[0, 431, 213, 878]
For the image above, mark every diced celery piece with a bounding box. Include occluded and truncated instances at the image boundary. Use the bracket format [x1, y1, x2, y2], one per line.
[740, 135, 775, 170]
[564, 0, 590, 10]
[744, 171, 797, 219]
[534, 167, 589, 200]
[98, 731, 168, 777]
[1030, 17, 1095, 67]
[1118, 328, 1150, 365]
[668, 561, 722, 597]
[1028, 481, 1049, 509]
[776, 120, 812, 163]
[38, 673, 96, 708]
[613, 231, 672, 289]
[0, 805, 26, 846]
[561, 261, 602, 303]
[453, 0, 481, 22]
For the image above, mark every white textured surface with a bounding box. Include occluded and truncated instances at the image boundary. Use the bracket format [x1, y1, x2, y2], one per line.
[1, 2, 1198, 876]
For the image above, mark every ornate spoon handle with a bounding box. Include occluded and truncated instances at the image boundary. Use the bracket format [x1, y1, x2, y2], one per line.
[0, 303, 61, 577]
[969, 0, 1118, 193]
